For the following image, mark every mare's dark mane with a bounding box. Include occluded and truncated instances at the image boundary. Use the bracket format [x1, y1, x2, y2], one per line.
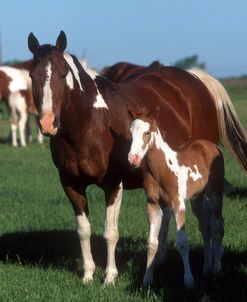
[33, 44, 59, 61]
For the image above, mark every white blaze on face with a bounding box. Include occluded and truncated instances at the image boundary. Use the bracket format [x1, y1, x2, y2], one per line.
[42, 62, 53, 112]
[129, 119, 152, 164]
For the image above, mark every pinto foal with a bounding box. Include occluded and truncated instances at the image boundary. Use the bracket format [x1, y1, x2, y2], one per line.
[128, 107, 224, 287]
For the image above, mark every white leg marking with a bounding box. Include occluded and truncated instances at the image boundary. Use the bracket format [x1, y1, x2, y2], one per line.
[10, 122, 18, 147]
[103, 182, 123, 285]
[76, 213, 96, 283]
[143, 205, 163, 287]
[18, 111, 28, 147]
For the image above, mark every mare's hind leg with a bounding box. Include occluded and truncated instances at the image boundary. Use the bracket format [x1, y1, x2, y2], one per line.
[191, 193, 212, 276]
[206, 192, 224, 275]
[103, 182, 123, 285]
[60, 173, 96, 283]
[173, 205, 194, 288]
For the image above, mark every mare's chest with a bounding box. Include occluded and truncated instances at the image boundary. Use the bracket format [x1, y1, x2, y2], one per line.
[50, 129, 114, 182]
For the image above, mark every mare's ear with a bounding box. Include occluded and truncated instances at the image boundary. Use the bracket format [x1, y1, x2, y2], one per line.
[127, 103, 136, 119]
[148, 106, 160, 119]
[56, 31, 67, 52]
[28, 33, 40, 54]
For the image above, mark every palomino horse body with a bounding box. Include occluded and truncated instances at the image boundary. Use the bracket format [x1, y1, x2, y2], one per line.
[27, 31, 247, 285]
[128, 107, 224, 287]
[0, 65, 43, 146]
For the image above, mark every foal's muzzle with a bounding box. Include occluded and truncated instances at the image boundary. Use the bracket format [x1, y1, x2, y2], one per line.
[128, 153, 141, 168]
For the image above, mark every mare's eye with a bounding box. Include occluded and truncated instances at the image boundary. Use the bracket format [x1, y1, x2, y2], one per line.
[144, 131, 151, 136]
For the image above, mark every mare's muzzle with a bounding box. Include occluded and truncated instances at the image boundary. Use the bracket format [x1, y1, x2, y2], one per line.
[39, 111, 59, 136]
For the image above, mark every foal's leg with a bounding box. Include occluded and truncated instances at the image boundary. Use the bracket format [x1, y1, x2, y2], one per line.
[191, 194, 212, 276]
[207, 192, 224, 275]
[60, 174, 96, 283]
[143, 201, 163, 286]
[173, 204, 194, 288]
[104, 182, 123, 284]
[156, 205, 171, 265]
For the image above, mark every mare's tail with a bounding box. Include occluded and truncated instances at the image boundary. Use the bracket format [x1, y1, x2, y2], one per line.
[188, 68, 247, 173]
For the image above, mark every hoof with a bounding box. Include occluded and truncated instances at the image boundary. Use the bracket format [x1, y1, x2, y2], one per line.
[184, 274, 195, 289]
[143, 273, 154, 287]
[104, 269, 118, 285]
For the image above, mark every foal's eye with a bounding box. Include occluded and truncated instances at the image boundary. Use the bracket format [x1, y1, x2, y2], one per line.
[144, 131, 151, 136]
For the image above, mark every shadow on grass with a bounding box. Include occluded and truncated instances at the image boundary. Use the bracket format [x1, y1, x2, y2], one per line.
[0, 230, 246, 302]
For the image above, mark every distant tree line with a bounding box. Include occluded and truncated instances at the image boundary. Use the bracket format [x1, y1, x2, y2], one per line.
[173, 55, 205, 70]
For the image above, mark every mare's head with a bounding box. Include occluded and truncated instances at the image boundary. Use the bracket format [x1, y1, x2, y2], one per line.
[28, 31, 69, 136]
[128, 106, 160, 168]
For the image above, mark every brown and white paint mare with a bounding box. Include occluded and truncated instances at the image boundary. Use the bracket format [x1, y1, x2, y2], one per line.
[128, 107, 224, 287]
[0, 65, 43, 146]
[27, 31, 247, 285]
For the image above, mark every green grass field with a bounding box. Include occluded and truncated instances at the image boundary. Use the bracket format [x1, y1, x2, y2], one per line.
[0, 81, 246, 302]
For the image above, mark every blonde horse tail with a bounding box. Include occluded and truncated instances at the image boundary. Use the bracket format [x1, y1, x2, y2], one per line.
[188, 68, 247, 173]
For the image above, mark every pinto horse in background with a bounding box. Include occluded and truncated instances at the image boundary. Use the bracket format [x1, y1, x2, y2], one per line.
[128, 106, 224, 287]
[0, 65, 43, 146]
[27, 31, 247, 285]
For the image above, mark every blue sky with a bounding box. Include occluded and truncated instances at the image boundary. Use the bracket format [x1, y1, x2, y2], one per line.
[0, 0, 247, 78]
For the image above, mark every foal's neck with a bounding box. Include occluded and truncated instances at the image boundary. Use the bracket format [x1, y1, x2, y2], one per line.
[150, 128, 178, 168]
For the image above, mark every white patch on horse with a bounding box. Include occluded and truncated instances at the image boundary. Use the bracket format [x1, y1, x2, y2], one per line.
[42, 62, 53, 112]
[66, 71, 74, 90]
[189, 165, 202, 181]
[64, 53, 83, 91]
[93, 92, 109, 109]
[0, 66, 27, 92]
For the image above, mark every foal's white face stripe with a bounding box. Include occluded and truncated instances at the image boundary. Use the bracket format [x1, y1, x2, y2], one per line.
[129, 119, 152, 161]
[42, 62, 53, 112]
[64, 53, 83, 91]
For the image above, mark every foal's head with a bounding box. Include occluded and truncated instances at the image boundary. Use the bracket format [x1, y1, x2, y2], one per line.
[28, 31, 71, 136]
[128, 106, 160, 168]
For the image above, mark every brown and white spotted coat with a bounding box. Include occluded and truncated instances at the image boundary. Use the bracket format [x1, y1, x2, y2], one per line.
[128, 107, 225, 287]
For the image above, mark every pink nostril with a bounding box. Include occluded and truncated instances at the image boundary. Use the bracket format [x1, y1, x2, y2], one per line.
[129, 154, 140, 166]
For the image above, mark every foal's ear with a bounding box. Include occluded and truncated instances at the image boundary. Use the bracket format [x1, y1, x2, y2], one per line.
[28, 32, 40, 54]
[148, 106, 160, 119]
[55, 31, 67, 52]
[127, 103, 136, 119]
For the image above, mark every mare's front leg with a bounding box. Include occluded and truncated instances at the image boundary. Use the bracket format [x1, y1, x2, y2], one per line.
[173, 200, 194, 288]
[104, 182, 123, 285]
[60, 173, 96, 283]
